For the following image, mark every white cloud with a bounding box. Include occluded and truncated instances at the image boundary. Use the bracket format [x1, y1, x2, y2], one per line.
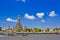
[16, 0, 26, 3]
[22, 0, 26, 2]
[41, 20, 45, 22]
[49, 11, 57, 17]
[36, 13, 44, 18]
[6, 18, 17, 22]
[24, 14, 35, 20]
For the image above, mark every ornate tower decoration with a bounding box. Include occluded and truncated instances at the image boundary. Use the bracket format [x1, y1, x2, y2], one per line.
[7, 24, 12, 30]
[7, 24, 12, 33]
[15, 15, 23, 31]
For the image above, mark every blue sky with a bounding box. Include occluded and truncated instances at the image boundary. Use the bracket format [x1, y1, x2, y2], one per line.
[0, 0, 60, 29]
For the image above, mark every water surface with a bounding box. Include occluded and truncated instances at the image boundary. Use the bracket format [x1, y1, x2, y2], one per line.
[0, 34, 60, 40]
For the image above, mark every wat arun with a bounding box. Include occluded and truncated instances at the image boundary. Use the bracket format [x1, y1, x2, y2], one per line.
[14, 15, 23, 31]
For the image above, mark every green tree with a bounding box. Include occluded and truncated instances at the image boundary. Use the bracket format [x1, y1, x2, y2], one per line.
[14, 28, 22, 33]
[33, 27, 41, 32]
[2, 30, 7, 32]
[53, 28, 60, 31]
[58, 28, 60, 30]
[38, 28, 41, 32]
[27, 28, 33, 32]
[45, 28, 50, 32]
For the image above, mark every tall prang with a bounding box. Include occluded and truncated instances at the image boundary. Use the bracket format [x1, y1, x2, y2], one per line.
[15, 15, 23, 31]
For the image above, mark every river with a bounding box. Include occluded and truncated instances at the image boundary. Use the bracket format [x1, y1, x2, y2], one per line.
[0, 34, 60, 40]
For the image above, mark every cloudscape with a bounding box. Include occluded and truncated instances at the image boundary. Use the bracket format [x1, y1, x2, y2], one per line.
[0, 0, 60, 30]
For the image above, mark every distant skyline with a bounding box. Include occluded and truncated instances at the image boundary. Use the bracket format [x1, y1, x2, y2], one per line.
[0, 0, 60, 29]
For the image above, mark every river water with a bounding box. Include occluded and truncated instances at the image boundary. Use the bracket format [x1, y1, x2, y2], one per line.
[0, 34, 60, 40]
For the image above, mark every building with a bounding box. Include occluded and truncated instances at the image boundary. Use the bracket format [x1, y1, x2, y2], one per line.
[0, 27, 2, 31]
[14, 15, 23, 31]
[7, 24, 12, 33]
[23, 26, 28, 32]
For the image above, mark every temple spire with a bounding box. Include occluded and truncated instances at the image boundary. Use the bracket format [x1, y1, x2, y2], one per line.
[18, 15, 20, 19]
[14, 15, 23, 31]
